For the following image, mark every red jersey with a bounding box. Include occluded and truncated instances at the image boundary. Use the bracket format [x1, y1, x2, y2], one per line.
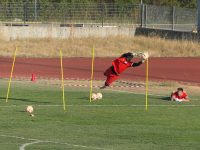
[172, 91, 187, 99]
[112, 57, 133, 74]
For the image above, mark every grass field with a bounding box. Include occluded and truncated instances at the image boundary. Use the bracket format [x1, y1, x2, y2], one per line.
[1, 36, 200, 57]
[0, 79, 200, 150]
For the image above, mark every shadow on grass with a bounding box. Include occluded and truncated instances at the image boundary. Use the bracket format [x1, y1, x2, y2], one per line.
[0, 97, 50, 104]
[149, 95, 171, 101]
[78, 97, 89, 101]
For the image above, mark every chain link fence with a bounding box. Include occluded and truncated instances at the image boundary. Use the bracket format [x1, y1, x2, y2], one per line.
[142, 5, 197, 31]
[0, 2, 197, 32]
[0, 2, 141, 26]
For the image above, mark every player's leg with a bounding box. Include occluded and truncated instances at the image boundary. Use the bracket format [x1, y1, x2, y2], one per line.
[101, 73, 119, 89]
[105, 74, 119, 86]
[104, 66, 112, 76]
[100, 67, 112, 89]
[101, 66, 119, 89]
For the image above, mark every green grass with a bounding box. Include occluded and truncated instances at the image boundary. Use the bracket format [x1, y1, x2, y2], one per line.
[0, 80, 200, 150]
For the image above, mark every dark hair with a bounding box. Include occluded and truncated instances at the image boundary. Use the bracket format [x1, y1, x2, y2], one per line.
[177, 87, 183, 92]
[120, 52, 133, 59]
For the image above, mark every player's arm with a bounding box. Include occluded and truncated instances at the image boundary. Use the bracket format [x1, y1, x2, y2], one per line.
[132, 52, 148, 67]
[182, 96, 190, 102]
[132, 59, 145, 67]
[171, 92, 176, 101]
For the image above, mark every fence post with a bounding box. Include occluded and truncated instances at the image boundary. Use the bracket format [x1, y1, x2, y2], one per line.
[172, 6, 175, 30]
[101, 3, 104, 27]
[34, 0, 37, 21]
[144, 5, 147, 27]
[198, 0, 200, 41]
[140, 4, 144, 27]
[23, 2, 26, 24]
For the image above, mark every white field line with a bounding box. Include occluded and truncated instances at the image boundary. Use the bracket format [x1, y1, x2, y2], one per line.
[0, 104, 200, 108]
[106, 88, 199, 101]
[0, 134, 109, 150]
[0, 90, 198, 108]
[34, 104, 200, 107]
[0, 87, 199, 101]
[20, 140, 41, 150]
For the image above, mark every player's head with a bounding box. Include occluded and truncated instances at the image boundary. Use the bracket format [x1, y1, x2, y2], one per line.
[121, 52, 133, 62]
[177, 87, 183, 96]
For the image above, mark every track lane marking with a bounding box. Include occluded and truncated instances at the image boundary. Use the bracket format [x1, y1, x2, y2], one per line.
[0, 104, 200, 108]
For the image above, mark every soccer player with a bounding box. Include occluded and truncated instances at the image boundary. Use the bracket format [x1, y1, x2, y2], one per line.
[100, 52, 147, 89]
[171, 88, 190, 102]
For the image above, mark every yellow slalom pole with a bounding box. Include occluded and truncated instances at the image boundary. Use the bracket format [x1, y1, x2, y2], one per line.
[6, 47, 17, 103]
[89, 46, 95, 102]
[60, 49, 66, 111]
[145, 55, 149, 111]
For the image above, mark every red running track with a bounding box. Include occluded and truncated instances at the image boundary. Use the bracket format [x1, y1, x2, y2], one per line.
[0, 57, 200, 84]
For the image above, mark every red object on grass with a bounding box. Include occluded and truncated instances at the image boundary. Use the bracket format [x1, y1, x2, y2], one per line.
[31, 73, 36, 82]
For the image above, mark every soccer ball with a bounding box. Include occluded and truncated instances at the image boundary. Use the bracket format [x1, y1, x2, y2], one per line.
[91, 93, 98, 101]
[96, 93, 103, 100]
[142, 52, 149, 60]
[26, 105, 33, 113]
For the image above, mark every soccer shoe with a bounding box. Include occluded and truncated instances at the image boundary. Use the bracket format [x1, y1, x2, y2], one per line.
[100, 85, 108, 89]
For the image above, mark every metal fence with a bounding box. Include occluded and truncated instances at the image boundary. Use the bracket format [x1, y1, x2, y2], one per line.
[142, 5, 197, 31]
[0, 2, 141, 26]
[0, 2, 197, 32]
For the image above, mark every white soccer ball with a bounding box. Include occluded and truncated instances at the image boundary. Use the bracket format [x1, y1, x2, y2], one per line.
[96, 93, 103, 100]
[91, 93, 98, 101]
[142, 52, 149, 60]
[26, 105, 33, 113]
[175, 98, 183, 102]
